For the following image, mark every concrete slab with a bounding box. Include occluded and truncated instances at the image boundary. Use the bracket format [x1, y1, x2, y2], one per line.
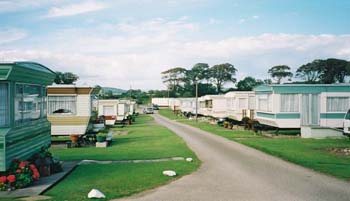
[0, 161, 79, 198]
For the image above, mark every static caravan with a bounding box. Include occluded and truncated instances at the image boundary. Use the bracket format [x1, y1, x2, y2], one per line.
[151, 98, 181, 110]
[225, 91, 255, 121]
[47, 85, 100, 136]
[179, 98, 196, 114]
[128, 100, 137, 115]
[116, 100, 130, 121]
[254, 84, 350, 129]
[198, 95, 227, 118]
[0, 62, 55, 171]
[98, 99, 119, 125]
[151, 98, 170, 107]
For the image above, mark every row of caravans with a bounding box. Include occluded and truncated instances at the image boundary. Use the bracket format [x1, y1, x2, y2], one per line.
[48, 85, 137, 135]
[152, 84, 350, 137]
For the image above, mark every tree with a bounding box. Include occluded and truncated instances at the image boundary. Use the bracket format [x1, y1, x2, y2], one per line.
[319, 58, 350, 84]
[296, 58, 350, 84]
[268, 65, 293, 84]
[54, 71, 79, 84]
[236, 76, 264, 91]
[185, 63, 209, 96]
[161, 67, 187, 97]
[295, 60, 324, 83]
[209, 63, 237, 93]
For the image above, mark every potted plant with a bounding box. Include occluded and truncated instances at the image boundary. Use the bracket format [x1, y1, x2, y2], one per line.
[223, 121, 229, 128]
[70, 134, 79, 144]
[92, 113, 105, 132]
[96, 133, 107, 142]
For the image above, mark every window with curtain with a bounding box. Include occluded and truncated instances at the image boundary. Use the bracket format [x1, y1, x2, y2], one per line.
[103, 106, 114, 116]
[226, 98, 234, 109]
[280, 94, 299, 112]
[238, 98, 248, 109]
[48, 96, 76, 115]
[327, 97, 349, 112]
[15, 84, 43, 125]
[257, 94, 271, 112]
[0, 83, 9, 127]
[206, 100, 213, 108]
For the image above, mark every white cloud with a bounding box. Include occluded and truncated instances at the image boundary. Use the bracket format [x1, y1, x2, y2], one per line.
[45, 1, 107, 18]
[1, 18, 350, 90]
[252, 15, 259, 19]
[0, 29, 27, 45]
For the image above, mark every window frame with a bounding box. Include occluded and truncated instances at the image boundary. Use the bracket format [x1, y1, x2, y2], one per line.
[326, 96, 350, 113]
[280, 94, 300, 113]
[257, 94, 272, 112]
[47, 95, 77, 116]
[15, 83, 44, 127]
[0, 82, 10, 128]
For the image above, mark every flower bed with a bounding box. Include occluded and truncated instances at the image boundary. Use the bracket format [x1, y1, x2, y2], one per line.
[0, 160, 40, 191]
[0, 147, 62, 191]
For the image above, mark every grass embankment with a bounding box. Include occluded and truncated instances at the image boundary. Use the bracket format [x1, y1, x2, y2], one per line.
[45, 114, 200, 200]
[159, 108, 350, 180]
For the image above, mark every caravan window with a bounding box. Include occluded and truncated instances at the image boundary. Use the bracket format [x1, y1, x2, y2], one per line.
[238, 98, 248, 109]
[0, 83, 9, 127]
[48, 96, 76, 115]
[257, 94, 272, 112]
[327, 97, 349, 112]
[280, 94, 299, 112]
[15, 84, 43, 125]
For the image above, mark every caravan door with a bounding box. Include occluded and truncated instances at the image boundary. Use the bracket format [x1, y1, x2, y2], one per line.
[301, 94, 320, 126]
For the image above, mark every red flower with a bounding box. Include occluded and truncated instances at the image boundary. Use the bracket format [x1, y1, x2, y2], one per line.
[7, 175, 16, 183]
[32, 172, 40, 179]
[29, 164, 36, 170]
[19, 161, 28, 169]
[16, 169, 21, 174]
[0, 176, 7, 183]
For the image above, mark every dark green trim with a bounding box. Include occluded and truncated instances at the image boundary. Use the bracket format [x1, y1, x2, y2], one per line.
[276, 113, 300, 119]
[256, 112, 275, 118]
[257, 112, 300, 119]
[254, 84, 350, 94]
[320, 113, 346, 119]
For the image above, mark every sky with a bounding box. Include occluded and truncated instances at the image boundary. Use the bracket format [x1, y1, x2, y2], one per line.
[0, 0, 350, 90]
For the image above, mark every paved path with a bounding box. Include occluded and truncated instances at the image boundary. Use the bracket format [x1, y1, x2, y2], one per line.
[118, 114, 350, 201]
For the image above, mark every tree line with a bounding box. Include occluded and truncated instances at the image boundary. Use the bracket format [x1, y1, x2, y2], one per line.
[161, 58, 350, 96]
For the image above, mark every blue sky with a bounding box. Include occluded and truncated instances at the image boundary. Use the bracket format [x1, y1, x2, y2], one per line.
[0, 0, 350, 89]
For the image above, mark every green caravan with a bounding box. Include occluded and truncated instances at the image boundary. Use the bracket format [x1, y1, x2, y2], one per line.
[0, 62, 55, 171]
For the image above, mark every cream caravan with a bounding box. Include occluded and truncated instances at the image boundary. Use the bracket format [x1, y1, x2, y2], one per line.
[47, 85, 100, 136]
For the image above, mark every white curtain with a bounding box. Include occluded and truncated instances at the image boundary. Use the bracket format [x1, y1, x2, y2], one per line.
[48, 96, 76, 114]
[257, 94, 271, 111]
[103, 106, 114, 115]
[280, 94, 299, 112]
[238, 98, 248, 109]
[327, 97, 349, 112]
[0, 83, 8, 127]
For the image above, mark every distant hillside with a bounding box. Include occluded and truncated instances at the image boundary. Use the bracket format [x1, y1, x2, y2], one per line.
[101, 87, 126, 95]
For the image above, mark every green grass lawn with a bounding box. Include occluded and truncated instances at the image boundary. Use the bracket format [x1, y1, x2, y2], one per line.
[158, 109, 350, 180]
[45, 160, 199, 200]
[43, 114, 200, 200]
[50, 115, 196, 161]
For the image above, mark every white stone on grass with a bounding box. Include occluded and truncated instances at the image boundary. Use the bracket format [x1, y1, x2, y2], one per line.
[162, 170, 177, 177]
[186, 158, 193, 162]
[88, 189, 106, 199]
